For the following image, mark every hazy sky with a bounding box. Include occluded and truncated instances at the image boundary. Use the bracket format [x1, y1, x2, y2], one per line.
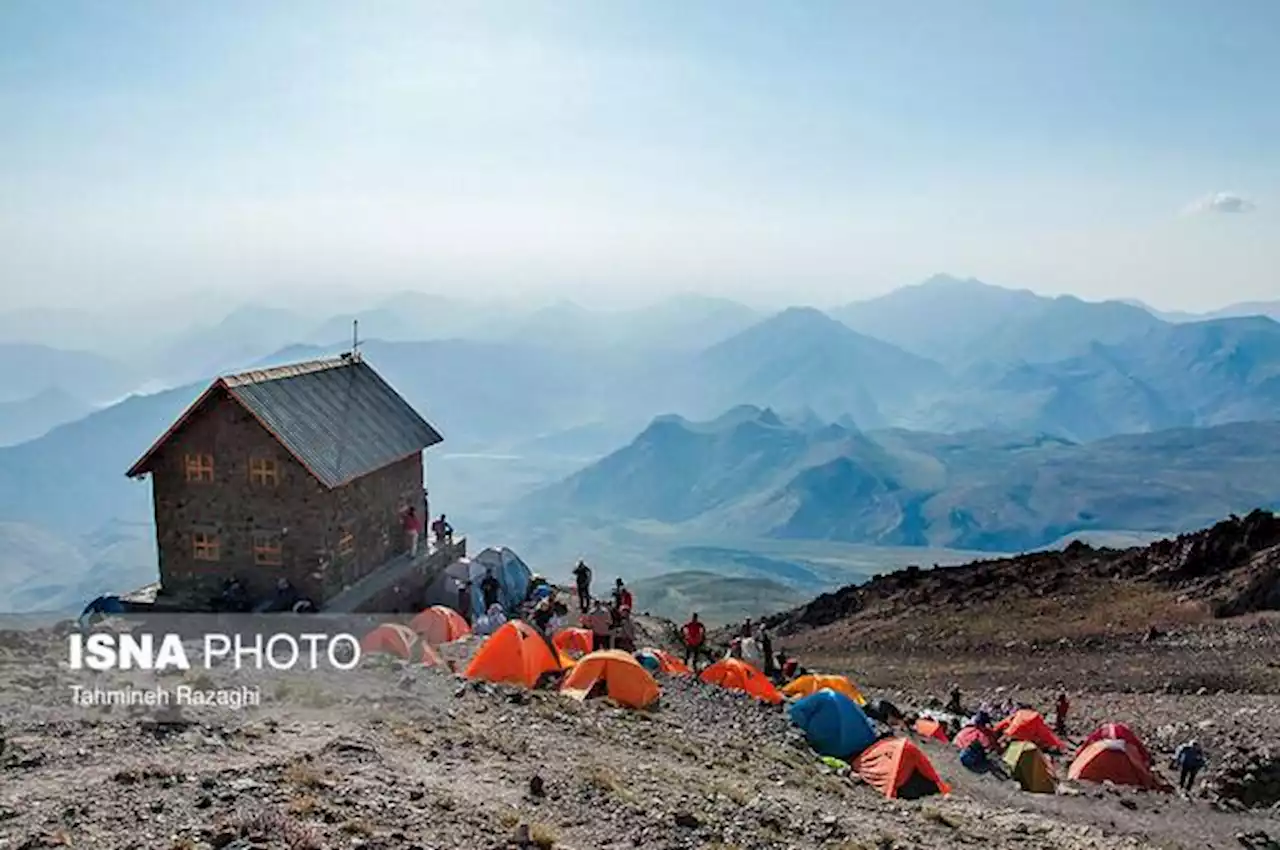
[1, 0, 1277, 312]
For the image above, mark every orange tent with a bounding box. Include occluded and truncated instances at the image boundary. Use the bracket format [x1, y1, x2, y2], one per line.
[852, 737, 951, 799]
[700, 658, 782, 704]
[560, 650, 660, 709]
[782, 674, 866, 705]
[552, 627, 594, 657]
[420, 642, 444, 668]
[1068, 739, 1170, 791]
[915, 717, 950, 743]
[644, 648, 692, 675]
[409, 606, 471, 645]
[1079, 723, 1152, 766]
[994, 709, 1066, 752]
[464, 620, 563, 688]
[360, 623, 419, 660]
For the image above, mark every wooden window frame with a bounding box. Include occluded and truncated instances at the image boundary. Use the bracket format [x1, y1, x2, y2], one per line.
[192, 530, 220, 561]
[249, 456, 279, 487]
[253, 531, 283, 566]
[337, 527, 355, 557]
[184, 453, 214, 483]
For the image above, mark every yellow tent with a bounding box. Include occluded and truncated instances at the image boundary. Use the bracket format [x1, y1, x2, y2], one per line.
[782, 674, 866, 705]
[1003, 741, 1056, 794]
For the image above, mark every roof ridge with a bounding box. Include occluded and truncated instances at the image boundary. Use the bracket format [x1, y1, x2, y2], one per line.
[221, 356, 352, 388]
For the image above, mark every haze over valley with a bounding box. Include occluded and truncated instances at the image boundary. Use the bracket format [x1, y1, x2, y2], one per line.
[2, 276, 1279, 616]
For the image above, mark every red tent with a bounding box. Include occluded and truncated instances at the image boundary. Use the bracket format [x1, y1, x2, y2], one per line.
[953, 725, 999, 751]
[1069, 739, 1171, 791]
[1079, 722, 1152, 766]
[994, 709, 1066, 752]
[915, 717, 950, 744]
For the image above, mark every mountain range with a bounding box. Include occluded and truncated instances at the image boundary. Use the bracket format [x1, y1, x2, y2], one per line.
[3, 274, 1279, 611]
[517, 406, 1280, 552]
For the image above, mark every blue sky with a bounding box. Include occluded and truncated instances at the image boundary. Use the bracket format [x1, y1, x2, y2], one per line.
[1, 0, 1276, 311]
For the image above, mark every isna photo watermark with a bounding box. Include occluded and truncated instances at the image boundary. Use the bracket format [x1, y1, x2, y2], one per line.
[67, 631, 362, 672]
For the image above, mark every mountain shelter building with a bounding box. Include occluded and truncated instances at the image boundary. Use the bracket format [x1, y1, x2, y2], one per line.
[125, 353, 462, 611]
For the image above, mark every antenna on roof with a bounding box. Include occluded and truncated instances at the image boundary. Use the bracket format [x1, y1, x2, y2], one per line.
[350, 319, 362, 362]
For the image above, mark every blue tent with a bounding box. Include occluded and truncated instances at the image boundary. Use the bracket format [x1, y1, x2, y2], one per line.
[78, 595, 127, 630]
[789, 688, 876, 759]
[634, 650, 662, 673]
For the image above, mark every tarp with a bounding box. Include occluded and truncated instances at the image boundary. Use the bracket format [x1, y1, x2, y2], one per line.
[1068, 739, 1171, 791]
[422, 557, 476, 617]
[782, 674, 867, 705]
[1079, 722, 1152, 767]
[915, 717, 950, 744]
[852, 737, 951, 799]
[360, 623, 419, 660]
[788, 689, 876, 759]
[953, 725, 999, 751]
[995, 709, 1066, 752]
[78, 595, 127, 630]
[470, 546, 534, 615]
[1004, 741, 1056, 793]
[560, 650, 660, 709]
[464, 620, 562, 688]
[553, 628, 594, 657]
[408, 606, 471, 645]
[635, 648, 692, 676]
[701, 658, 782, 704]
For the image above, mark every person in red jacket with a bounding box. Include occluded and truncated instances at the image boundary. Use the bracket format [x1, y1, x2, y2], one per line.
[612, 578, 633, 612]
[681, 613, 707, 671]
[1054, 692, 1070, 735]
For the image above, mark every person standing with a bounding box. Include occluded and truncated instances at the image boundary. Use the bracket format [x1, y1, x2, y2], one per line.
[587, 599, 612, 652]
[431, 513, 453, 546]
[402, 507, 422, 557]
[681, 613, 707, 671]
[480, 568, 501, 611]
[456, 579, 472, 623]
[612, 578, 632, 612]
[1054, 692, 1070, 736]
[1175, 739, 1205, 792]
[572, 559, 592, 612]
[756, 624, 774, 676]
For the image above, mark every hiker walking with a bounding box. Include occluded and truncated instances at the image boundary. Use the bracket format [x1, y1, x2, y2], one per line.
[1054, 692, 1070, 736]
[1175, 739, 1206, 792]
[402, 507, 422, 557]
[480, 568, 501, 611]
[572, 559, 592, 612]
[430, 513, 453, 546]
[681, 613, 707, 672]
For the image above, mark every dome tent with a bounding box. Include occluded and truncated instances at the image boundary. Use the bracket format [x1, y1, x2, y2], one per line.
[560, 650, 660, 709]
[1003, 741, 1057, 793]
[782, 674, 867, 705]
[788, 689, 876, 759]
[409, 606, 471, 645]
[464, 620, 562, 688]
[853, 738, 951, 799]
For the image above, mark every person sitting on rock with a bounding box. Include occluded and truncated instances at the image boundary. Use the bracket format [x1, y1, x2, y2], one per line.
[1175, 739, 1206, 792]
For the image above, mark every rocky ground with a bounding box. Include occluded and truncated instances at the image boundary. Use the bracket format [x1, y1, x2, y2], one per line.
[0, 613, 1276, 850]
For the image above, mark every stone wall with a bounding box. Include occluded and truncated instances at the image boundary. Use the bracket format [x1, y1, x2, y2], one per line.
[147, 389, 426, 608]
[149, 388, 334, 605]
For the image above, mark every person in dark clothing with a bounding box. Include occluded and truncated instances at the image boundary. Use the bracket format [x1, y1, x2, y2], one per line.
[1175, 739, 1205, 791]
[681, 613, 707, 671]
[864, 698, 907, 728]
[431, 513, 453, 545]
[757, 626, 774, 676]
[946, 685, 963, 716]
[456, 580, 472, 623]
[531, 592, 556, 634]
[572, 559, 592, 612]
[739, 618, 753, 639]
[611, 578, 632, 612]
[480, 569, 501, 610]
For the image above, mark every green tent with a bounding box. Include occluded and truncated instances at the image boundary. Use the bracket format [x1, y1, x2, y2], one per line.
[1003, 741, 1056, 794]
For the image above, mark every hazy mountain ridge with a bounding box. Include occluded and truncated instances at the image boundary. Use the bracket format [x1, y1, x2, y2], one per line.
[520, 408, 1280, 552]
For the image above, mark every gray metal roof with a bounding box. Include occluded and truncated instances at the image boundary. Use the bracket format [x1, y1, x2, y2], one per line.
[127, 354, 442, 488]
